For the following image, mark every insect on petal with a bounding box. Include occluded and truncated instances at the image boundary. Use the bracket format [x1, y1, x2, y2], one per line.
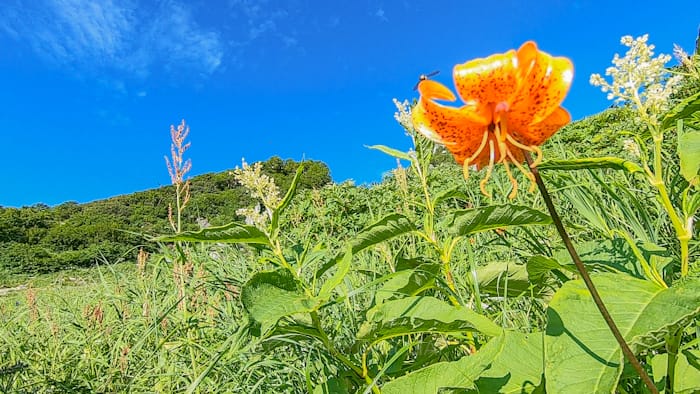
[412, 95, 489, 165]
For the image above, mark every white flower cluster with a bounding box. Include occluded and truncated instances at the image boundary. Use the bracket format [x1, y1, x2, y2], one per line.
[393, 98, 414, 133]
[590, 34, 683, 116]
[622, 138, 641, 158]
[236, 204, 270, 228]
[232, 158, 281, 229]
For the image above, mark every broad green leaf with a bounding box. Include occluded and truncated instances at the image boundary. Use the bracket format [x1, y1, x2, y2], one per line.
[357, 296, 502, 342]
[349, 213, 416, 254]
[527, 255, 575, 282]
[156, 222, 271, 246]
[433, 185, 467, 208]
[374, 263, 440, 305]
[545, 273, 700, 393]
[241, 269, 318, 335]
[651, 350, 700, 393]
[552, 239, 642, 277]
[678, 131, 700, 185]
[316, 214, 415, 276]
[662, 90, 700, 130]
[449, 205, 551, 236]
[367, 144, 412, 161]
[465, 261, 533, 297]
[537, 157, 644, 174]
[271, 163, 305, 231]
[381, 331, 544, 394]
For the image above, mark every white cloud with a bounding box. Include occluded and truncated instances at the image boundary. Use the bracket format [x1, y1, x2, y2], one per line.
[228, 0, 301, 51]
[375, 8, 388, 22]
[0, 0, 224, 78]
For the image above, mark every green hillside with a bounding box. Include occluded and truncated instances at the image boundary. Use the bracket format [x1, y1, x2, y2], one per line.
[0, 157, 331, 280]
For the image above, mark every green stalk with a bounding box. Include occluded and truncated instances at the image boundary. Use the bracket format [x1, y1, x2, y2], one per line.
[310, 312, 376, 392]
[666, 329, 682, 393]
[651, 134, 691, 276]
[524, 152, 658, 394]
[466, 239, 484, 315]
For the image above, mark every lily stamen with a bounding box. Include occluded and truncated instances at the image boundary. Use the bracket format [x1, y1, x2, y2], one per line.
[505, 133, 544, 167]
[479, 140, 496, 198]
[463, 131, 490, 180]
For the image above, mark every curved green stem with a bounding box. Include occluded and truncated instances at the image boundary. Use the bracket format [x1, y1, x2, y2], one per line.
[310, 312, 374, 391]
[524, 152, 658, 394]
[666, 328, 682, 394]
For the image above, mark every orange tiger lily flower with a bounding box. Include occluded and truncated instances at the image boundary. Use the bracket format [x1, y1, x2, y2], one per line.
[412, 41, 573, 199]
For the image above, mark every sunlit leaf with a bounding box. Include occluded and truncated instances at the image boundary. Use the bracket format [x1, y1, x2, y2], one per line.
[156, 222, 271, 246]
[545, 274, 700, 393]
[537, 157, 644, 174]
[271, 163, 305, 231]
[367, 144, 412, 161]
[662, 90, 700, 130]
[316, 214, 415, 276]
[449, 205, 551, 236]
[374, 263, 440, 305]
[678, 131, 700, 186]
[466, 261, 533, 297]
[318, 247, 352, 301]
[350, 213, 415, 253]
[381, 331, 544, 394]
[357, 296, 502, 342]
[241, 269, 318, 335]
[651, 350, 700, 393]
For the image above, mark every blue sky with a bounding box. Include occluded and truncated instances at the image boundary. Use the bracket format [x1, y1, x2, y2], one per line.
[1, 0, 698, 208]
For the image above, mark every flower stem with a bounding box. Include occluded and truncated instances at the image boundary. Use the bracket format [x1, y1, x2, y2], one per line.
[524, 152, 658, 394]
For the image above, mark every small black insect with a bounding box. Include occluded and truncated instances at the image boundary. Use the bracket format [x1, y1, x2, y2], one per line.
[413, 70, 440, 90]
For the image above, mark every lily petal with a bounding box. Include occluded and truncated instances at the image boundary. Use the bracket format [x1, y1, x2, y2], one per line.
[417, 79, 457, 102]
[513, 106, 571, 146]
[509, 42, 574, 130]
[453, 50, 519, 110]
[412, 96, 488, 164]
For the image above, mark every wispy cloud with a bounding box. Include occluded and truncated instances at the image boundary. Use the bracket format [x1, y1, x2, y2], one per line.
[228, 0, 301, 51]
[374, 7, 388, 22]
[0, 0, 223, 79]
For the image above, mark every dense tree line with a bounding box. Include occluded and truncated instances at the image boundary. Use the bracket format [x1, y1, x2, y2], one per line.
[0, 157, 331, 275]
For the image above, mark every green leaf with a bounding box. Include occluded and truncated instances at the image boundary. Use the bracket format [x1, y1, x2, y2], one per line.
[314, 377, 350, 394]
[545, 273, 700, 393]
[241, 269, 318, 335]
[449, 205, 551, 236]
[662, 90, 700, 130]
[374, 263, 440, 305]
[381, 331, 544, 394]
[651, 350, 700, 393]
[466, 261, 533, 297]
[537, 157, 644, 174]
[367, 144, 412, 161]
[317, 247, 352, 301]
[527, 255, 575, 282]
[552, 239, 660, 278]
[316, 214, 415, 277]
[357, 296, 502, 342]
[678, 131, 700, 186]
[433, 185, 467, 208]
[349, 213, 416, 254]
[271, 163, 305, 232]
[156, 222, 271, 246]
